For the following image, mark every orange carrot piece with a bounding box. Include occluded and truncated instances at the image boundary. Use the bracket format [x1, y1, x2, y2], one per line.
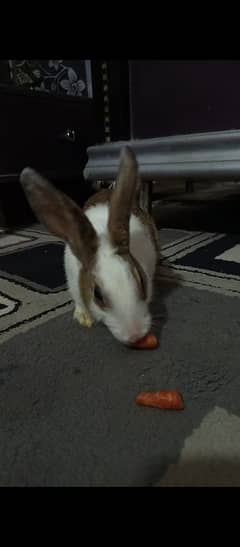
[136, 390, 185, 410]
[131, 333, 159, 349]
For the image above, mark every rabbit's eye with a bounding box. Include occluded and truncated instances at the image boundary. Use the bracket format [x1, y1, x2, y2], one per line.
[94, 285, 105, 307]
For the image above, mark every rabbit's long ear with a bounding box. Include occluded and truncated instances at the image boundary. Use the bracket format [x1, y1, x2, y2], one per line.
[108, 146, 138, 255]
[20, 168, 98, 268]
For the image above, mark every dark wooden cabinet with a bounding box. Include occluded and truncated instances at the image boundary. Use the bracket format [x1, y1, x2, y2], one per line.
[0, 85, 99, 226]
[0, 87, 96, 179]
[0, 60, 131, 226]
[0, 60, 131, 183]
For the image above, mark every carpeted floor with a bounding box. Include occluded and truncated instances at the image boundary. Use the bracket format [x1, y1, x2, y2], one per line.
[1, 210, 240, 486]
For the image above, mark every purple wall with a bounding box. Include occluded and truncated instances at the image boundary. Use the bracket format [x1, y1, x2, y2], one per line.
[129, 60, 240, 138]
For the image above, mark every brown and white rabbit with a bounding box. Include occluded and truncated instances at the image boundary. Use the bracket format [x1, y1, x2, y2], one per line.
[20, 146, 159, 344]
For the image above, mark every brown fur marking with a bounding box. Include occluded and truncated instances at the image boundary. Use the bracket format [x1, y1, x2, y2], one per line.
[79, 269, 94, 310]
[84, 189, 159, 253]
[21, 169, 98, 270]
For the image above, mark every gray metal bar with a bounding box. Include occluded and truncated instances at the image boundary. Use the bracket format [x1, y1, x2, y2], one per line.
[84, 130, 240, 182]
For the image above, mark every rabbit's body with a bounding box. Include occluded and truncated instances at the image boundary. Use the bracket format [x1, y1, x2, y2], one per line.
[20, 147, 159, 345]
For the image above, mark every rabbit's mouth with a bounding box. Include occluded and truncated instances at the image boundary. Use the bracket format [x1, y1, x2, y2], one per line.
[104, 314, 151, 346]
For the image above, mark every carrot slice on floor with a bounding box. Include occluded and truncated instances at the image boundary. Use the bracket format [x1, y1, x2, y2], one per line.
[136, 390, 184, 410]
[131, 333, 159, 349]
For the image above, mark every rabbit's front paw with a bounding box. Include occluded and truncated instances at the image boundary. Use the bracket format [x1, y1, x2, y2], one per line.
[74, 307, 94, 328]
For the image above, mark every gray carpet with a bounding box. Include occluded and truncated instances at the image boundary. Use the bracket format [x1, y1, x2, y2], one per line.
[1, 280, 240, 487]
